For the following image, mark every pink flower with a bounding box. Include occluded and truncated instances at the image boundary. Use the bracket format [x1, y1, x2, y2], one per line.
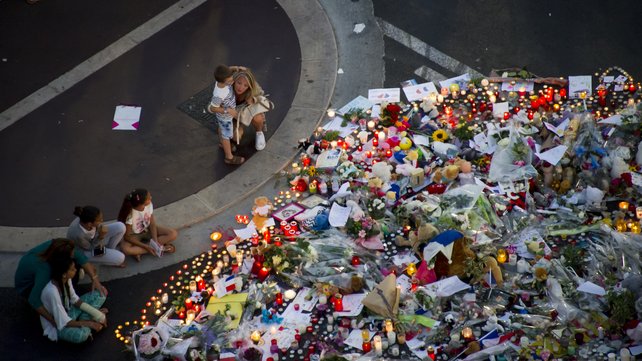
[358, 230, 367, 238]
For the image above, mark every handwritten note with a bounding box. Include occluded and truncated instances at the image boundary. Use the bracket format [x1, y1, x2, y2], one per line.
[333, 293, 366, 317]
[337, 95, 374, 115]
[368, 88, 401, 103]
[501, 81, 534, 93]
[344, 328, 374, 350]
[568, 75, 592, 99]
[402, 82, 438, 101]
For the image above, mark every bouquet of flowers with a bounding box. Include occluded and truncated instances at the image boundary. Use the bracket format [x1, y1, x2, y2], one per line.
[379, 102, 403, 127]
[345, 215, 383, 250]
[335, 160, 361, 181]
[133, 326, 169, 361]
[367, 198, 386, 219]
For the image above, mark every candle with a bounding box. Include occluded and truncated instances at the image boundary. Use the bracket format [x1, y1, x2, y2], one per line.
[384, 319, 393, 333]
[620, 348, 631, 361]
[309, 181, 317, 194]
[496, 249, 507, 263]
[257, 267, 270, 282]
[378, 131, 385, 142]
[185, 309, 196, 325]
[387, 330, 396, 345]
[210, 231, 222, 241]
[327, 108, 336, 118]
[636, 206, 642, 219]
[212, 267, 221, 282]
[236, 252, 243, 266]
[284, 289, 297, 301]
[196, 276, 205, 291]
[334, 294, 343, 311]
[251, 330, 262, 345]
[189, 280, 197, 293]
[427, 346, 436, 360]
[351, 255, 361, 266]
[367, 120, 376, 130]
[462, 327, 473, 341]
[275, 293, 283, 306]
[318, 294, 327, 305]
[373, 335, 382, 355]
[161, 293, 169, 304]
[406, 262, 417, 276]
[508, 253, 517, 266]
[619, 201, 630, 211]
[184, 298, 193, 310]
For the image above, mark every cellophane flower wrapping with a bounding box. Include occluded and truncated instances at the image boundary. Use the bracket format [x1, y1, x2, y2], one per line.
[133, 326, 169, 361]
[488, 124, 538, 182]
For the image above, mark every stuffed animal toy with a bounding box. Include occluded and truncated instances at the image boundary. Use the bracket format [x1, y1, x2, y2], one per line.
[483, 256, 503, 286]
[433, 237, 476, 279]
[252, 196, 274, 229]
[395, 163, 416, 177]
[395, 223, 438, 255]
[367, 177, 383, 189]
[371, 161, 393, 183]
[404, 150, 419, 165]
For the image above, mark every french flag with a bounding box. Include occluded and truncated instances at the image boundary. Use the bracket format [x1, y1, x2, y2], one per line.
[215, 275, 237, 298]
[480, 329, 514, 348]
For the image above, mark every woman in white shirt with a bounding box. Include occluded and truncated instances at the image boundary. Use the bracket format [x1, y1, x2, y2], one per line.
[117, 188, 178, 261]
[41, 256, 107, 343]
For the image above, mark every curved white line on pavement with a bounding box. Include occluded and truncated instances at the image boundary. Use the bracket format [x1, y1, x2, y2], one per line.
[0, 0, 207, 132]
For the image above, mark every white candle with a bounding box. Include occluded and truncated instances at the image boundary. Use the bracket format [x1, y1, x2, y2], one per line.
[185, 310, 196, 325]
[387, 331, 396, 345]
[373, 335, 382, 355]
[327, 109, 336, 118]
[621, 348, 631, 361]
[161, 293, 169, 304]
[367, 120, 376, 130]
[318, 294, 327, 305]
[284, 289, 297, 301]
[327, 315, 334, 324]
[378, 131, 385, 142]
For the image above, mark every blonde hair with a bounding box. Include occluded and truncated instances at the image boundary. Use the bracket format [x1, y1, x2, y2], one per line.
[233, 68, 263, 103]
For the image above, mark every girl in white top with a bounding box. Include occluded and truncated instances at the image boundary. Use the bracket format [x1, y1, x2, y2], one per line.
[117, 188, 178, 262]
[41, 256, 107, 343]
[66, 205, 126, 267]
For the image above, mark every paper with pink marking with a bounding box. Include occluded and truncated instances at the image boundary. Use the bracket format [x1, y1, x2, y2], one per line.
[112, 105, 141, 130]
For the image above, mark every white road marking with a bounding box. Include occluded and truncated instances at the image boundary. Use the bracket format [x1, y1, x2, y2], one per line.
[414, 65, 446, 82]
[378, 19, 482, 78]
[0, 0, 207, 132]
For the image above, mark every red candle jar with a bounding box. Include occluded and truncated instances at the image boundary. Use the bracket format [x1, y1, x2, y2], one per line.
[257, 267, 270, 282]
[178, 311, 186, 319]
[263, 229, 271, 244]
[385, 149, 392, 158]
[373, 138, 379, 147]
[362, 341, 372, 353]
[302, 156, 311, 167]
[351, 255, 361, 266]
[184, 298, 193, 310]
[334, 295, 344, 312]
[306, 326, 314, 334]
[275, 293, 283, 306]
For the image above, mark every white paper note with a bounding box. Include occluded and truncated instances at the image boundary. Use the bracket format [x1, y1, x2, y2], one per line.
[337, 95, 374, 115]
[328, 202, 351, 227]
[501, 81, 535, 93]
[344, 328, 374, 350]
[332, 293, 366, 317]
[492, 102, 509, 118]
[402, 82, 438, 101]
[439, 74, 471, 90]
[233, 225, 257, 240]
[112, 105, 141, 130]
[368, 88, 401, 103]
[424, 276, 470, 297]
[568, 75, 592, 99]
[543, 117, 570, 137]
[536, 145, 568, 166]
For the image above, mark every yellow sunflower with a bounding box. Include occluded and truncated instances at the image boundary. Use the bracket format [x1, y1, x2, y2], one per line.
[432, 129, 449, 142]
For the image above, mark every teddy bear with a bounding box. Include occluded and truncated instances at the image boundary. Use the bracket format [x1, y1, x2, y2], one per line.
[433, 236, 476, 279]
[371, 161, 393, 184]
[252, 196, 274, 230]
[395, 223, 438, 256]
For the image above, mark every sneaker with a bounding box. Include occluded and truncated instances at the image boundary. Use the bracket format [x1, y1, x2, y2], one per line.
[255, 132, 266, 151]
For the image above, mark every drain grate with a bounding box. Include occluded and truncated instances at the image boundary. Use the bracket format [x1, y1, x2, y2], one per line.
[177, 83, 218, 132]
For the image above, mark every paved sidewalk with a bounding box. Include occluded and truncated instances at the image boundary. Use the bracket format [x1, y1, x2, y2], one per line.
[0, 0, 384, 287]
[0, 0, 384, 358]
